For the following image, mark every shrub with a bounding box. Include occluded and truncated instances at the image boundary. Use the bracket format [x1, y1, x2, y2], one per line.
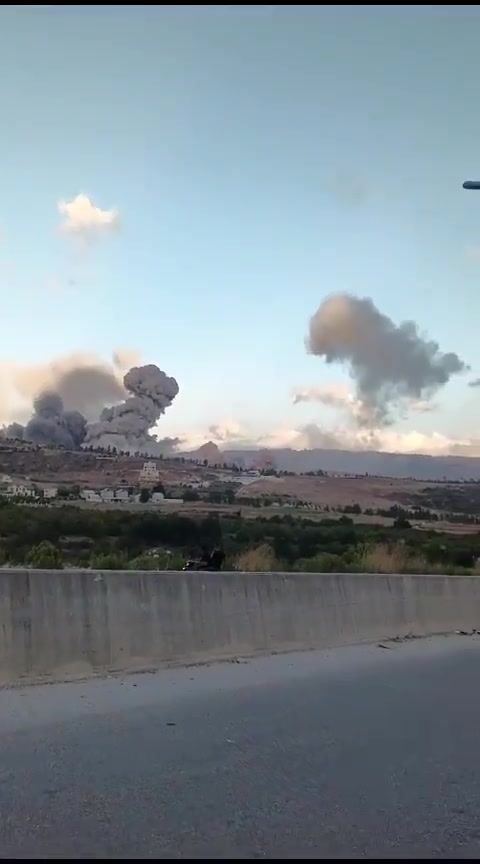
[26, 540, 64, 569]
[234, 544, 280, 572]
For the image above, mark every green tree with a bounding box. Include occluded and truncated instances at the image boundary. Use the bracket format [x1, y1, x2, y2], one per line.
[393, 516, 411, 530]
[225, 488, 236, 505]
[26, 540, 64, 569]
[139, 488, 151, 503]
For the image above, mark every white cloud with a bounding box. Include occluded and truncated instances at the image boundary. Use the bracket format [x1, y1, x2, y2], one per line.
[293, 383, 439, 424]
[171, 419, 251, 452]
[58, 194, 120, 237]
[293, 383, 369, 423]
[173, 417, 480, 458]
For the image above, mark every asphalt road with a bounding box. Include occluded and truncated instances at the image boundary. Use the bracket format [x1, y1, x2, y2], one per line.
[1, 636, 480, 859]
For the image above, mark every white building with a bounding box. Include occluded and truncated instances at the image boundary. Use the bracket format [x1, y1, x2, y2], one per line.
[6, 483, 36, 498]
[81, 487, 131, 503]
[41, 484, 58, 499]
[236, 470, 262, 487]
[139, 461, 160, 483]
[81, 489, 102, 502]
[180, 479, 209, 489]
[151, 491, 165, 504]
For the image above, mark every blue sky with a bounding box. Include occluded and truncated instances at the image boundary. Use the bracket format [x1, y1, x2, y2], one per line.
[1, 5, 480, 451]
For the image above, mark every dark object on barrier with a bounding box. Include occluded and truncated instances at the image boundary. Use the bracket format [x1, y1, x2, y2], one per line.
[182, 547, 225, 572]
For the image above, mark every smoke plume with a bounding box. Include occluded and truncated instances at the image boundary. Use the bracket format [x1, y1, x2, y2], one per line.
[0, 351, 130, 424]
[28, 393, 86, 448]
[306, 294, 467, 425]
[1, 354, 179, 454]
[83, 364, 179, 454]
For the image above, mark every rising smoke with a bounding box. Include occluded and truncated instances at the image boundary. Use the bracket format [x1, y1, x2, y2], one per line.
[83, 364, 179, 453]
[306, 294, 467, 426]
[2, 362, 179, 454]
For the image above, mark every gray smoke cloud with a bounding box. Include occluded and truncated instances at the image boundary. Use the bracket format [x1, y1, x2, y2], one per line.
[7, 392, 87, 449]
[1, 358, 179, 454]
[0, 351, 130, 425]
[306, 294, 468, 426]
[53, 366, 125, 419]
[83, 364, 179, 454]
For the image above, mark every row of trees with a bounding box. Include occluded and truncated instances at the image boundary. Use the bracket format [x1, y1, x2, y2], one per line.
[0, 503, 479, 572]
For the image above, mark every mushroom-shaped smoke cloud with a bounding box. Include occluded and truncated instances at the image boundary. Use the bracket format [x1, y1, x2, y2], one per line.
[83, 364, 179, 454]
[306, 294, 468, 426]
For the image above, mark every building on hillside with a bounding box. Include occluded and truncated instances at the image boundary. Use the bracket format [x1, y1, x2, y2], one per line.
[80, 487, 132, 503]
[5, 482, 36, 498]
[151, 491, 165, 503]
[81, 489, 102, 502]
[41, 484, 58, 499]
[179, 478, 209, 489]
[236, 470, 261, 486]
[139, 461, 160, 483]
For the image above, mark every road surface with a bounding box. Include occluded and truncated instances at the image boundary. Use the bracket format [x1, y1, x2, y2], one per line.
[1, 636, 480, 858]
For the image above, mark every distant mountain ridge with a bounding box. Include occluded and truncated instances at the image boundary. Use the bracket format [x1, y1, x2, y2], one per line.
[182, 442, 480, 482]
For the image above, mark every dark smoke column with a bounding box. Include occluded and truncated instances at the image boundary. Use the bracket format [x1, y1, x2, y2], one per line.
[83, 363, 179, 454]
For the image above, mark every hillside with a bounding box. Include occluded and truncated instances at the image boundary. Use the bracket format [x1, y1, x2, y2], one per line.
[184, 444, 480, 482]
[0, 443, 204, 489]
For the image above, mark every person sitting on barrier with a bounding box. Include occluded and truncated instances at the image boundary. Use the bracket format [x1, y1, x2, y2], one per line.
[209, 548, 225, 571]
[198, 545, 211, 570]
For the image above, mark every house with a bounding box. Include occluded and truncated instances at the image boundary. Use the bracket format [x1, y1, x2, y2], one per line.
[6, 483, 37, 498]
[180, 478, 209, 490]
[81, 489, 102, 503]
[81, 487, 131, 503]
[139, 461, 160, 483]
[41, 484, 58, 499]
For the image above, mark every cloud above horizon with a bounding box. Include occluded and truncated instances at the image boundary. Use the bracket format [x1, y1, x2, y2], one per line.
[58, 194, 120, 238]
[172, 416, 480, 459]
[292, 383, 438, 424]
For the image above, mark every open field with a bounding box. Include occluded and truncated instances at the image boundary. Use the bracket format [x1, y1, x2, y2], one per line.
[237, 474, 452, 510]
[45, 498, 480, 536]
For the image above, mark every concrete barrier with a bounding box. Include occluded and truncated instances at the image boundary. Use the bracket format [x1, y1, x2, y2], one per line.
[1, 569, 480, 684]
